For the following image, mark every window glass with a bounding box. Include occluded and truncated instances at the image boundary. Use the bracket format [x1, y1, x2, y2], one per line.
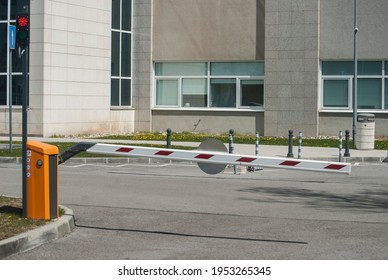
[111, 31, 120, 76]
[323, 61, 382, 76]
[323, 80, 348, 107]
[122, 0, 132, 31]
[0, 23, 7, 73]
[111, 0, 132, 106]
[211, 62, 264, 76]
[182, 78, 207, 107]
[121, 79, 131, 106]
[10, 0, 17, 20]
[112, 0, 120, 30]
[240, 80, 264, 107]
[12, 74, 22, 105]
[121, 33, 131, 77]
[0, 75, 6, 105]
[358, 61, 381, 75]
[111, 78, 120, 106]
[0, 1, 7, 20]
[182, 78, 207, 95]
[155, 63, 207, 76]
[322, 61, 353, 75]
[12, 47, 22, 72]
[156, 80, 178, 106]
[385, 62, 388, 74]
[182, 95, 207, 108]
[357, 78, 381, 109]
[210, 78, 236, 107]
[385, 79, 388, 109]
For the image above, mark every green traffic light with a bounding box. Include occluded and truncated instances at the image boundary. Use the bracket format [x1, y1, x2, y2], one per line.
[17, 30, 28, 41]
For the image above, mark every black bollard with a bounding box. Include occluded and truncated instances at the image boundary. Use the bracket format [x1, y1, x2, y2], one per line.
[229, 129, 234, 154]
[287, 130, 294, 158]
[166, 128, 172, 148]
[344, 130, 351, 157]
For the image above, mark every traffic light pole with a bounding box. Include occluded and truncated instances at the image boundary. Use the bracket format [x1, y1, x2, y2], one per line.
[8, 48, 13, 152]
[21, 46, 28, 218]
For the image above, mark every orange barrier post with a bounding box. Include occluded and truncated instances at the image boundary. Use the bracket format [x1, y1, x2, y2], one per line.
[26, 140, 59, 220]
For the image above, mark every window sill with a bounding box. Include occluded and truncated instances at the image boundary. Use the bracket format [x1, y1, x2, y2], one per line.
[110, 106, 135, 110]
[319, 109, 388, 113]
[152, 107, 264, 112]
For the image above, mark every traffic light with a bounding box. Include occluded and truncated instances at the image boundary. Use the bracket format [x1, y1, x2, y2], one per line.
[16, 14, 29, 48]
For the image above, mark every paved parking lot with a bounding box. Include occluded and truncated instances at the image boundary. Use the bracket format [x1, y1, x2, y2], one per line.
[2, 161, 388, 259]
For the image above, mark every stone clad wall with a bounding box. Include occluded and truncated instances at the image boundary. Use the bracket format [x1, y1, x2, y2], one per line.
[264, 0, 320, 137]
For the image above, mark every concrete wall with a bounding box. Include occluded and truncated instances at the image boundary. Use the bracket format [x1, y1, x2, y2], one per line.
[319, 113, 388, 137]
[132, 0, 153, 132]
[320, 0, 388, 59]
[319, 0, 388, 137]
[150, 0, 265, 135]
[27, 0, 135, 137]
[152, 110, 264, 135]
[153, 0, 264, 61]
[264, 0, 320, 137]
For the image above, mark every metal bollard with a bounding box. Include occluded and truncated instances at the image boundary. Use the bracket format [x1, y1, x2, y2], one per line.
[344, 130, 351, 157]
[251, 131, 263, 172]
[255, 131, 259, 156]
[298, 131, 302, 159]
[339, 130, 343, 162]
[287, 130, 294, 158]
[228, 129, 234, 154]
[229, 129, 236, 174]
[166, 128, 172, 148]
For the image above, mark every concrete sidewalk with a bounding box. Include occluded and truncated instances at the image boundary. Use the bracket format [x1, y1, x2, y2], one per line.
[1, 136, 387, 163]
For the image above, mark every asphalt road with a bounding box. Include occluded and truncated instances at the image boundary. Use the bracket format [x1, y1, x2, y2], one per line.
[2, 161, 388, 259]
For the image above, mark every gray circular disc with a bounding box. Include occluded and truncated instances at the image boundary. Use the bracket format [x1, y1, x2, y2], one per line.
[197, 139, 227, 174]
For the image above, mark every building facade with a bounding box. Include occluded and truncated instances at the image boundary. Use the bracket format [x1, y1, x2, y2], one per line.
[1, 0, 388, 137]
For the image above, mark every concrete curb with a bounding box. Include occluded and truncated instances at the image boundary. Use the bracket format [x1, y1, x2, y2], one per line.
[0, 206, 75, 259]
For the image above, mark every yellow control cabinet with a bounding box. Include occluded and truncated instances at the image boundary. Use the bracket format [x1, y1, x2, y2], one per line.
[26, 140, 59, 220]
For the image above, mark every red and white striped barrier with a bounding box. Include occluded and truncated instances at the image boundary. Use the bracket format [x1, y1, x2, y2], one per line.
[86, 143, 351, 174]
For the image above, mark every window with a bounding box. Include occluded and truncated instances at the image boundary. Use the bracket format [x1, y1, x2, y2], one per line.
[182, 78, 207, 107]
[155, 62, 206, 76]
[322, 61, 387, 111]
[210, 78, 236, 108]
[0, 0, 23, 107]
[322, 61, 353, 76]
[240, 80, 264, 107]
[111, 0, 132, 107]
[155, 62, 208, 107]
[211, 62, 264, 76]
[358, 78, 381, 109]
[154, 62, 264, 109]
[323, 80, 349, 108]
[385, 79, 388, 109]
[156, 80, 178, 106]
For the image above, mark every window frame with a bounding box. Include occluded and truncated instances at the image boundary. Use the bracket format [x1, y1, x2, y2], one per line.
[321, 77, 352, 110]
[154, 62, 264, 110]
[110, 0, 133, 108]
[155, 78, 180, 108]
[238, 78, 265, 108]
[321, 61, 388, 112]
